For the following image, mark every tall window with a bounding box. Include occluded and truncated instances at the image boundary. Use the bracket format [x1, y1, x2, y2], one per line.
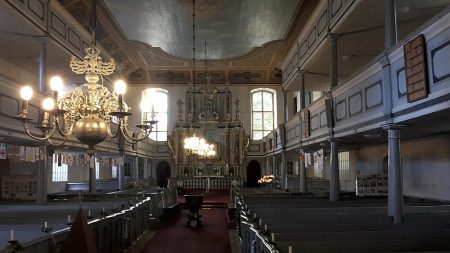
[142, 88, 168, 141]
[112, 161, 118, 179]
[52, 154, 68, 182]
[287, 160, 298, 176]
[338, 151, 350, 181]
[251, 89, 276, 140]
[95, 157, 100, 180]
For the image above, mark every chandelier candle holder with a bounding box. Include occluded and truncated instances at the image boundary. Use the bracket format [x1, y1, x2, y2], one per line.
[15, 46, 157, 154]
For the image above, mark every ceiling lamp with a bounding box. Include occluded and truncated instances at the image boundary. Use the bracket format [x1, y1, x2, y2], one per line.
[14, 0, 157, 154]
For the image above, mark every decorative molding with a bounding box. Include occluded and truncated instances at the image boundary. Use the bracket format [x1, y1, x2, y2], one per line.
[365, 81, 383, 110]
[431, 39, 450, 83]
[396, 67, 407, 98]
[348, 91, 362, 117]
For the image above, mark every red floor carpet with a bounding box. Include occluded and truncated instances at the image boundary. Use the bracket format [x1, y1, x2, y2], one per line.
[142, 208, 232, 253]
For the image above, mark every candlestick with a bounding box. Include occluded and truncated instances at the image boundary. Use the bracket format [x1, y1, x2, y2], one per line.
[21, 100, 28, 115]
[118, 95, 123, 111]
[10, 229, 14, 241]
[288, 245, 292, 253]
[42, 112, 50, 127]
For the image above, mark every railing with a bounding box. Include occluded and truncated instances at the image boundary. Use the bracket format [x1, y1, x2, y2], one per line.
[0, 190, 172, 253]
[235, 193, 279, 253]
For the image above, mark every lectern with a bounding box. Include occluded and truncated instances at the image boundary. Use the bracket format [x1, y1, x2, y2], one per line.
[184, 194, 203, 227]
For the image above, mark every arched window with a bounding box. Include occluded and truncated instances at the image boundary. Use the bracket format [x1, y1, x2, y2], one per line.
[251, 88, 276, 140]
[142, 88, 168, 141]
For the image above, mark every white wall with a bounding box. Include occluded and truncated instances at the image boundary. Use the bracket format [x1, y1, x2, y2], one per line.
[346, 133, 450, 201]
[126, 84, 283, 137]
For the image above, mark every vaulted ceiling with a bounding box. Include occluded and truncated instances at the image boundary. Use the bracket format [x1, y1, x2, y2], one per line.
[59, 0, 319, 85]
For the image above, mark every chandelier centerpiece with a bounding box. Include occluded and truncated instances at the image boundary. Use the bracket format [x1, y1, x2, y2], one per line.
[14, 0, 156, 154]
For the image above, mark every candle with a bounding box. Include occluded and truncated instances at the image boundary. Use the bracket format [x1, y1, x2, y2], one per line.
[271, 233, 275, 242]
[253, 213, 257, 219]
[114, 204, 117, 210]
[102, 207, 105, 213]
[118, 95, 123, 111]
[88, 210, 91, 217]
[264, 224, 268, 231]
[259, 219, 262, 226]
[67, 215, 71, 223]
[10, 229, 14, 241]
[44, 221, 48, 229]
[150, 104, 155, 118]
[289, 245, 293, 253]
[42, 112, 50, 127]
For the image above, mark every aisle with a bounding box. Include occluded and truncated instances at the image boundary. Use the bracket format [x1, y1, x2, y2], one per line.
[142, 208, 232, 253]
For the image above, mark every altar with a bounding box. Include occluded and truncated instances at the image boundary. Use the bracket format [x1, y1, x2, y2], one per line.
[168, 74, 249, 190]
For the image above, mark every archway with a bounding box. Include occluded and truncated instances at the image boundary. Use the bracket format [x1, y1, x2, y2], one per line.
[156, 161, 171, 188]
[246, 160, 261, 187]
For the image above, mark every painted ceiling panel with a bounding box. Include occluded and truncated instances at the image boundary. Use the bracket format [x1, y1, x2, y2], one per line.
[104, 0, 302, 60]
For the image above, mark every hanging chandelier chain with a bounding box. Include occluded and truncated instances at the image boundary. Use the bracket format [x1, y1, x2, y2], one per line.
[90, 0, 98, 47]
[192, 0, 196, 91]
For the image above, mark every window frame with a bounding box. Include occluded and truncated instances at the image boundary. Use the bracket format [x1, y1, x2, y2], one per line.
[142, 88, 168, 141]
[338, 151, 350, 181]
[250, 88, 277, 140]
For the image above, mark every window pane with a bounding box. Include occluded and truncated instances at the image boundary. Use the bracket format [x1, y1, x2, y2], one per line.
[154, 92, 168, 112]
[157, 113, 167, 131]
[253, 112, 262, 130]
[262, 92, 273, 111]
[252, 92, 262, 111]
[150, 131, 157, 141]
[157, 132, 167, 141]
[253, 131, 263, 140]
[263, 130, 272, 137]
[263, 112, 273, 130]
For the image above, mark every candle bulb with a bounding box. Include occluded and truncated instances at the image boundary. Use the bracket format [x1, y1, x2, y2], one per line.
[67, 215, 71, 223]
[44, 221, 48, 229]
[289, 245, 292, 253]
[10, 229, 14, 241]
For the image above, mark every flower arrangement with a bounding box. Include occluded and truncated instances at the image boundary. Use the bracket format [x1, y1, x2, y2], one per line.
[258, 175, 275, 184]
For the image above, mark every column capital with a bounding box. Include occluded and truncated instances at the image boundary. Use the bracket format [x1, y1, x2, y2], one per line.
[298, 69, 308, 75]
[35, 36, 50, 45]
[382, 123, 407, 131]
[328, 33, 341, 41]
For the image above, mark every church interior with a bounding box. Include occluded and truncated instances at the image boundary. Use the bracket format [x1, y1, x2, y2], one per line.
[1, 0, 450, 252]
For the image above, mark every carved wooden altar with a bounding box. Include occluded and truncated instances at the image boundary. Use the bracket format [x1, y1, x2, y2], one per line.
[168, 76, 249, 189]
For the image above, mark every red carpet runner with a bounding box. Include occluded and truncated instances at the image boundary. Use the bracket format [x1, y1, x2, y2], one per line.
[142, 208, 232, 253]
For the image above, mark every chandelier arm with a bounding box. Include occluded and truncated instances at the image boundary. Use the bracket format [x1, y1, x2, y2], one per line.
[54, 115, 75, 137]
[120, 124, 151, 142]
[47, 136, 68, 147]
[106, 121, 121, 138]
[23, 123, 58, 141]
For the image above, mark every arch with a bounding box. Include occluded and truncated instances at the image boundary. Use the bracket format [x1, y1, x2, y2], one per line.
[156, 161, 171, 188]
[246, 160, 261, 187]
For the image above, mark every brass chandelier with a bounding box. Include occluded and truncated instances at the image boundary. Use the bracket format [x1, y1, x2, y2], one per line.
[183, 0, 216, 159]
[14, 0, 156, 153]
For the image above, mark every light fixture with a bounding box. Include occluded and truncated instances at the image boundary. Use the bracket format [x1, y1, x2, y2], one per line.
[14, 0, 157, 154]
[182, 0, 216, 159]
